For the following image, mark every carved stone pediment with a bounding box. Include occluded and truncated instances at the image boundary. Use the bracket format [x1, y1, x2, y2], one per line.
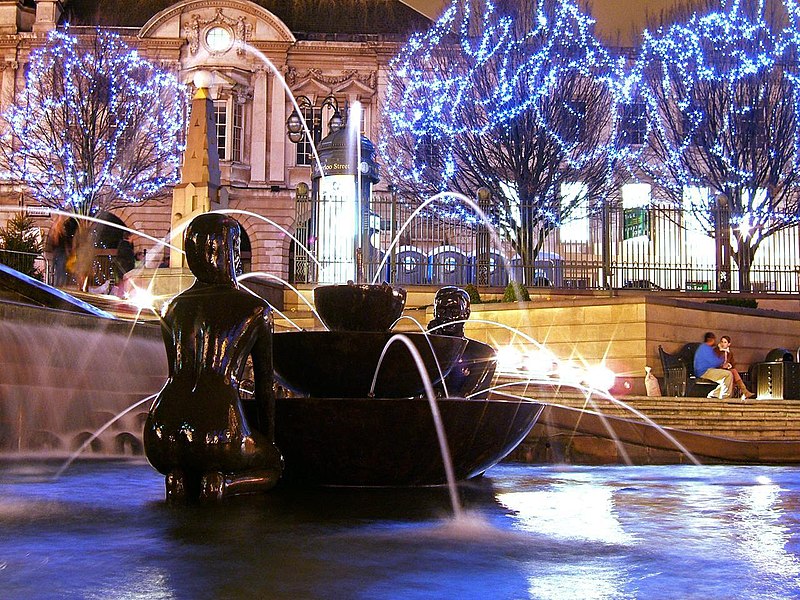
[285, 67, 376, 94]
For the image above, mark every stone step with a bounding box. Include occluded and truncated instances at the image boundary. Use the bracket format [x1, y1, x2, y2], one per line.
[546, 402, 800, 417]
[496, 381, 800, 442]
[615, 419, 800, 431]
[500, 386, 800, 409]
[549, 401, 800, 418]
[574, 418, 800, 432]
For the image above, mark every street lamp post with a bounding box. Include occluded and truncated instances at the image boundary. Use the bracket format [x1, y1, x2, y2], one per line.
[286, 95, 379, 284]
[285, 94, 344, 149]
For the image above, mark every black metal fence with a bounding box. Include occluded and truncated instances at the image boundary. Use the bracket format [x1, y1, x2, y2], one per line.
[290, 192, 800, 293]
[0, 249, 47, 282]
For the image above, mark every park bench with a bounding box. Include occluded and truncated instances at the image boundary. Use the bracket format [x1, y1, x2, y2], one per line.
[657, 343, 719, 397]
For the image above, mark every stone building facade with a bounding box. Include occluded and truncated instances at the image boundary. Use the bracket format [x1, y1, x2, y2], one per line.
[0, 0, 430, 281]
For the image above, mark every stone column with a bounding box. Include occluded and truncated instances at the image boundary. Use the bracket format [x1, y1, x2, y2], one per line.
[250, 67, 268, 182]
[169, 75, 221, 268]
[268, 71, 286, 183]
[0, 61, 18, 113]
[33, 0, 62, 33]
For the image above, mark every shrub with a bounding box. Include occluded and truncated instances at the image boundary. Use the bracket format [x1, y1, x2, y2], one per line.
[0, 212, 43, 280]
[707, 298, 758, 309]
[503, 280, 530, 302]
[463, 283, 482, 304]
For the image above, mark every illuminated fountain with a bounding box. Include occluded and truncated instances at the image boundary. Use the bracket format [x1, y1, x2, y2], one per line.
[268, 96, 542, 487]
[267, 282, 542, 487]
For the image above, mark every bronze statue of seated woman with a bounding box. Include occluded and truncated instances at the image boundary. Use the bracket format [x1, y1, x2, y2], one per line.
[144, 213, 283, 502]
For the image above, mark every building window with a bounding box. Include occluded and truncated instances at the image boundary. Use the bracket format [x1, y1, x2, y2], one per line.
[622, 183, 652, 242]
[735, 106, 766, 147]
[620, 102, 647, 146]
[682, 185, 714, 265]
[358, 103, 369, 135]
[214, 101, 227, 160]
[205, 26, 233, 54]
[213, 98, 245, 162]
[232, 101, 243, 163]
[415, 133, 442, 175]
[683, 106, 705, 147]
[560, 100, 586, 144]
[293, 100, 346, 167]
[559, 182, 589, 242]
[296, 106, 320, 167]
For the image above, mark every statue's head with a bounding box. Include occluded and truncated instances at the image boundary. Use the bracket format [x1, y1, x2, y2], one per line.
[184, 213, 241, 286]
[429, 286, 470, 336]
[433, 286, 470, 322]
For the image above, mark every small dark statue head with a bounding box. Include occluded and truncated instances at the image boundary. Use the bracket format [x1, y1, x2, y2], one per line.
[144, 212, 282, 503]
[427, 286, 471, 337]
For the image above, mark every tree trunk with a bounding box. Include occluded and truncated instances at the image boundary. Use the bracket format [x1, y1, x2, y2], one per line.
[515, 223, 546, 286]
[734, 237, 757, 293]
[69, 223, 96, 292]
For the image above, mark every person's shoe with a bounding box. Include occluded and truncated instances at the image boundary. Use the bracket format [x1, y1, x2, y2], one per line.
[744, 390, 756, 399]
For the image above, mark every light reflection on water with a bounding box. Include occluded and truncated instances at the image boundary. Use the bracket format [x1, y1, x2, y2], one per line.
[0, 461, 799, 599]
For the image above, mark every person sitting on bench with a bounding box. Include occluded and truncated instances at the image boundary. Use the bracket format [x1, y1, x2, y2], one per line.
[718, 335, 755, 399]
[694, 332, 734, 399]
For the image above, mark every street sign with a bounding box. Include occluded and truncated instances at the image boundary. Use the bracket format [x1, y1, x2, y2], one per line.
[623, 206, 649, 240]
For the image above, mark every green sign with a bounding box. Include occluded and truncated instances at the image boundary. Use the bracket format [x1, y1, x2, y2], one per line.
[686, 281, 710, 291]
[623, 207, 650, 240]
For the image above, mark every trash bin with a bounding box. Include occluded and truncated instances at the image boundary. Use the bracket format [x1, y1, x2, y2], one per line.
[765, 348, 794, 362]
[755, 361, 800, 400]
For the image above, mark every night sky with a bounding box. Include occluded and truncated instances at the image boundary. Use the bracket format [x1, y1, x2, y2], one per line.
[402, 0, 757, 46]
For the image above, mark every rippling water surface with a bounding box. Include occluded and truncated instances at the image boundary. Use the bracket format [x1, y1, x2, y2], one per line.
[1, 460, 799, 599]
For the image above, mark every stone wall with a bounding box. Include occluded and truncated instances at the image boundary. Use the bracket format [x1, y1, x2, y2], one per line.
[458, 296, 800, 394]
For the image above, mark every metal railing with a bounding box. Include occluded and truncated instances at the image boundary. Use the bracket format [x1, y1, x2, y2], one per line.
[290, 193, 800, 293]
[0, 249, 120, 289]
[0, 249, 48, 283]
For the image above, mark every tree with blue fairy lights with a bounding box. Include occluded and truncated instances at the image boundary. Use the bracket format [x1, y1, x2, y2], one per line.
[631, 0, 800, 292]
[380, 0, 622, 285]
[0, 29, 189, 289]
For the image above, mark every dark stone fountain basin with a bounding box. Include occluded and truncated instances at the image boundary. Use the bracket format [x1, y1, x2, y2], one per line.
[273, 331, 467, 398]
[441, 339, 498, 398]
[313, 283, 406, 332]
[269, 396, 544, 486]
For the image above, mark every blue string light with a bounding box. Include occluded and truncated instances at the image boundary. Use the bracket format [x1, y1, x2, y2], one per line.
[626, 0, 800, 235]
[380, 0, 624, 225]
[382, 0, 800, 243]
[3, 28, 190, 216]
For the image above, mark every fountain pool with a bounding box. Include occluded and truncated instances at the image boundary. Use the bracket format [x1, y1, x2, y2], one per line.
[1, 460, 799, 599]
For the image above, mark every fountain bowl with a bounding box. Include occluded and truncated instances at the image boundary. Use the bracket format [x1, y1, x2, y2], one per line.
[441, 339, 498, 397]
[313, 283, 406, 331]
[263, 396, 544, 486]
[273, 331, 467, 398]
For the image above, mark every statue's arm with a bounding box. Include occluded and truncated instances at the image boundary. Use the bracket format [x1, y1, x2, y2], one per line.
[158, 305, 178, 377]
[250, 308, 275, 440]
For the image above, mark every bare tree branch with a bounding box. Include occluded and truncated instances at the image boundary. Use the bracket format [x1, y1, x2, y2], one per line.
[380, 0, 620, 284]
[0, 29, 189, 220]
